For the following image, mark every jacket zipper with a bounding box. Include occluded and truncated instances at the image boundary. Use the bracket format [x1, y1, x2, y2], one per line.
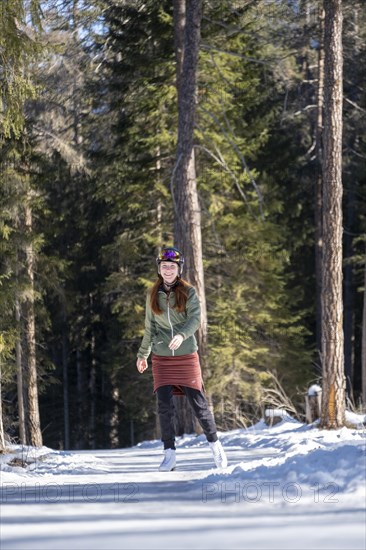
[167, 292, 174, 356]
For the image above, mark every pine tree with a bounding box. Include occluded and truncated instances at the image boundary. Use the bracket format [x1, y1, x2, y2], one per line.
[0, 138, 44, 447]
[0, 0, 41, 138]
[0, 0, 43, 451]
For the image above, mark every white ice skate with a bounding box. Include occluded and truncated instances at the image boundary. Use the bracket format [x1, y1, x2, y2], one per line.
[209, 440, 228, 469]
[158, 449, 176, 472]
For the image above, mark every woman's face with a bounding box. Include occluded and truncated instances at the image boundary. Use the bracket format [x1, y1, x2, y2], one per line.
[160, 261, 179, 283]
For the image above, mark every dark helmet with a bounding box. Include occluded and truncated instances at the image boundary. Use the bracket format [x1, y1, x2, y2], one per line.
[156, 246, 184, 275]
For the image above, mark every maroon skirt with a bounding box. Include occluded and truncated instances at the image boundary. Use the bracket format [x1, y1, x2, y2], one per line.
[152, 352, 204, 396]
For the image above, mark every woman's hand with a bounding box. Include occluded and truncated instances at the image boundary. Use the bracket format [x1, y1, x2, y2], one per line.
[168, 334, 184, 351]
[136, 358, 148, 373]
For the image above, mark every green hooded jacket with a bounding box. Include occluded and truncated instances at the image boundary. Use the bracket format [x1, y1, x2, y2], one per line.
[137, 284, 201, 359]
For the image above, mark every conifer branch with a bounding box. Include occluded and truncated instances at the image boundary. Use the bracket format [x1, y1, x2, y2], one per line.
[199, 105, 264, 218]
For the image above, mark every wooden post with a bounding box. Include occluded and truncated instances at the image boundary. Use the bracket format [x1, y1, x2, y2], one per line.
[305, 385, 322, 423]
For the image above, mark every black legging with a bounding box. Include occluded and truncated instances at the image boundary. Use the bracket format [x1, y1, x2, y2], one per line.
[156, 385, 218, 450]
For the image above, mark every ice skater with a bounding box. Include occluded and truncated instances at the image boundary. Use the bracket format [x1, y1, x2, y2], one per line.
[136, 246, 228, 471]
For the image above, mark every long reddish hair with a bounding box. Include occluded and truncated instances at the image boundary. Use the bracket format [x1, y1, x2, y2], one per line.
[150, 276, 192, 315]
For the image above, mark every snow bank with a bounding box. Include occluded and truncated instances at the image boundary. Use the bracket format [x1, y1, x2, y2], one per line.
[1, 414, 365, 498]
[0, 445, 110, 480]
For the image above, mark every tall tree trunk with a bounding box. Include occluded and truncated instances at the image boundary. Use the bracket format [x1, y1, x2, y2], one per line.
[315, 4, 325, 366]
[320, 0, 346, 429]
[362, 255, 366, 409]
[15, 248, 26, 444]
[89, 293, 97, 449]
[89, 330, 97, 449]
[75, 349, 87, 449]
[62, 305, 70, 449]
[15, 290, 26, 445]
[344, 2, 362, 401]
[0, 354, 5, 451]
[172, 0, 207, 435]
[343, 184, 355, 395]
[20, 198, 43, 446]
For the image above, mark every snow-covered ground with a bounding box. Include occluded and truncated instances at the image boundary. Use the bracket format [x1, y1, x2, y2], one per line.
[1, 413, 365, 550]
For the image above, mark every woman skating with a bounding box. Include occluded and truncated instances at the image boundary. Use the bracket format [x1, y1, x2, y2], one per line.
[136, 246, 227, 471]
